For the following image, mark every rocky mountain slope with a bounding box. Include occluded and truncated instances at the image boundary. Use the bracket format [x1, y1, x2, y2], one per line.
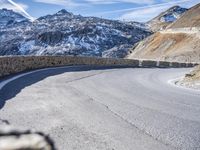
[0, 9, 151, 58]
[128, 3, 200, 63]
[0, 8, 29, 29]
[168, 3, 200, 28]
[147, 6, 187, 32]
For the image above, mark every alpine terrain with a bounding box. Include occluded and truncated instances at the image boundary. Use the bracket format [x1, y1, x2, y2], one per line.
[1, 2, 200, 150]
[0, 8, 29, 28]
[147, 6, 188, 32]
[128, 3, 200, 63]
[0, 9, 151, 58]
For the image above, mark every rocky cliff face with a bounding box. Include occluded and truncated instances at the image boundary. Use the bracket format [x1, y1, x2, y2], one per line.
[0, 9, 151, 58]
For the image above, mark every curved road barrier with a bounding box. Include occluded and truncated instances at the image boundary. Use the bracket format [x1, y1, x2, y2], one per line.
[157, 61, 171, 68]
[140, 60, 157, 68]
[171, 62, 180, 68]
[0, 56, 199, 78]
[180, 63, 187, 68]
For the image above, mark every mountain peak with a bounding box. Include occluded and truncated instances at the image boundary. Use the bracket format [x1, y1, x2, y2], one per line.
[147, 5, 188, 31]
[0, 8, 26, 17]
[56, 9, 73, 15]
[0, 8, 29, 28]
[168, 3, 200, 28]
[0, 8, 16, 15]
[166, 5, 188, 14]
[1, 8, 9, 11]
[158, 6, 188, 23]
[169, 5, 182, 10]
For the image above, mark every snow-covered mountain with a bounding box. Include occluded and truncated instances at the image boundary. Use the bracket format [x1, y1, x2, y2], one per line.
[0, 9, 151, 58]
[0, 8, 29, 28]
[159, 6, 188, 22]
[147, 6, 188, 31]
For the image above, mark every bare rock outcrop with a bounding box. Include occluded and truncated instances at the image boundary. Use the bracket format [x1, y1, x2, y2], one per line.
[0, 126, 55, 150]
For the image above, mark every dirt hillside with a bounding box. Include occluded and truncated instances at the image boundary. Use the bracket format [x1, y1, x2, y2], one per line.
[127, 32, 200, 62]
[127, 3, 200, 63]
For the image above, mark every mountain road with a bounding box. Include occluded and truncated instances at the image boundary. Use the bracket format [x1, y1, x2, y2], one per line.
[0, 66, 200, 150]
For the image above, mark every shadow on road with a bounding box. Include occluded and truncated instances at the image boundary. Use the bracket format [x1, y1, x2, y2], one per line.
[0, 65, 131, 110]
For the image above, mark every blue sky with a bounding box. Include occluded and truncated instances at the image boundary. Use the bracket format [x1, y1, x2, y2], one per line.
[0, 0, 199, 22]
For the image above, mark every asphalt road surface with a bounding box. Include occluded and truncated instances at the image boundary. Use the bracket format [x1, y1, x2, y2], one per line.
[0, 66, 200, 150]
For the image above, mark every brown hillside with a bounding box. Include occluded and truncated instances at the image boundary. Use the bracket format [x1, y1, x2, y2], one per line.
[127, 32, 200, 62]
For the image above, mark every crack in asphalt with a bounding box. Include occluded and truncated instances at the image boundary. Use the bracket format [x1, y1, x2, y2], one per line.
[64, 70, 118, 84]
[70, 86, 177, 150]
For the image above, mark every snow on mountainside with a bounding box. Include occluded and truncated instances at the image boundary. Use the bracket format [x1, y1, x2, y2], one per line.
[0, 8, 29, 28]
[168, 3, 200, 28]
[0, 9, 151, 58]
[147, 6, 188, 32]
[160, 6, 187, 22]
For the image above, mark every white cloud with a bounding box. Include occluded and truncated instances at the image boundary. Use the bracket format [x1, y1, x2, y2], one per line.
[119, 5, 170, 22]
[85, 0, 155, 5]
[117, 0, 194, 22]
[34, 0, 156, 7]
[7, 0, 34, 20]
[0, 2, 27, 10]
[0, 0, 34, 21]
[34, 0, 79, 7]
[177, 0, 200, 8]
[0, 0, 27, 10]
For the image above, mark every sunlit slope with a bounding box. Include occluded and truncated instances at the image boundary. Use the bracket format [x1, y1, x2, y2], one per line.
[128, 3, 200, 63]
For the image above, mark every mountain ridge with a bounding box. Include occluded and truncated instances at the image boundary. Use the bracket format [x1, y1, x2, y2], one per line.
[0, 8, 29, 29]
[168, 3, 200, 29]
[0, 8, 151, 57]
[147, 5, 188, 32]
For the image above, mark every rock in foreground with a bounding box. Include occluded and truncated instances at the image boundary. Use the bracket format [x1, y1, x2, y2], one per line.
[0, 126, 55, 150]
